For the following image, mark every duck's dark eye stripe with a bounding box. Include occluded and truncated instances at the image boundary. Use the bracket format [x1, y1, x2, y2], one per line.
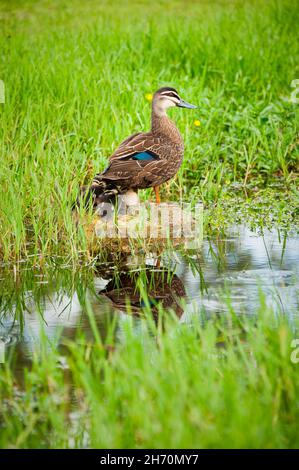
[167, 92, 180, 100]
[160, 91, 180, 100]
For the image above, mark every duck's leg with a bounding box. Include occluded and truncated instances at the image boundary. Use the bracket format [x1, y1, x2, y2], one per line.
[153, 186, 161, 204]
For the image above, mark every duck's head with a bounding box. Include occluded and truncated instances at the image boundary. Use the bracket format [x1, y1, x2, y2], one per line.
[152, 87, 197, 116]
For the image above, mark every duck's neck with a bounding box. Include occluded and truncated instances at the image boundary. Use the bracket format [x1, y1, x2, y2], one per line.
[151, 110, 183, 145]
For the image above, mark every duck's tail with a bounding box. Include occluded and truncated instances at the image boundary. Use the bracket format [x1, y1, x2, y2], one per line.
[74, 175, 123, 211]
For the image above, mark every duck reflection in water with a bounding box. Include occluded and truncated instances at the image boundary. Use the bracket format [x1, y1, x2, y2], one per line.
[98, 266, 186, 320]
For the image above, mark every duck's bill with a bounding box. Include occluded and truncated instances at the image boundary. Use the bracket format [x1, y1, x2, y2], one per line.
[177, 99, 197, 109]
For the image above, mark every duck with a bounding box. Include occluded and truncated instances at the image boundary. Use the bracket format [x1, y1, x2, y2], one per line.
[78, 87, 196, 208]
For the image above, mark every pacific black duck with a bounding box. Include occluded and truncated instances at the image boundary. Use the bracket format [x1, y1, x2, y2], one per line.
[78, 87, 196, 208]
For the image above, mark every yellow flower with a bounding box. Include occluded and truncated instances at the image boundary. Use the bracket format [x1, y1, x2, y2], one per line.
[194, 119, 201, 127]
[145, 93, 153, 102]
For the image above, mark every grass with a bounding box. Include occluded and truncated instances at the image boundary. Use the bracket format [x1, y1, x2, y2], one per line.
[1, 293, 299, 448]
[0, 0, 299, 261]
[0, 0, 299, 450]
[0, 252, 298, 449]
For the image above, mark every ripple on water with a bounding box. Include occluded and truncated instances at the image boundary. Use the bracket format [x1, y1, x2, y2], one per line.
[0, 225, 298, 361]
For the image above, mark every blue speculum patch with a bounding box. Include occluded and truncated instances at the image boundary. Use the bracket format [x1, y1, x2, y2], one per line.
[132, 152, 157, 161]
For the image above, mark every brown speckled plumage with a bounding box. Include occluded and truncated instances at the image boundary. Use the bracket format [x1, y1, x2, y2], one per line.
[78, 87, 196, 207]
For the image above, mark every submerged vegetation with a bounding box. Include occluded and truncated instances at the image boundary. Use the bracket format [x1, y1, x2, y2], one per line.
[0, 0, 299, 450]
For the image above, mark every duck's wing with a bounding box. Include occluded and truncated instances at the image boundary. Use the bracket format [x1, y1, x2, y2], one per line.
[112, 132, 142, 154]
[100, 158, 165, 185]
[97, 132, 166, 183]
[109, 131, 162, 162]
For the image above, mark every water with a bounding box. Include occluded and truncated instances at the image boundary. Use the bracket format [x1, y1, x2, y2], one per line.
[182, 225, 299, 320]
[0, 225, 298, 366]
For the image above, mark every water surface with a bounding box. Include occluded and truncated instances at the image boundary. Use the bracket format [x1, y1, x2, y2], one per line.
[1, 225, 298, 366]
